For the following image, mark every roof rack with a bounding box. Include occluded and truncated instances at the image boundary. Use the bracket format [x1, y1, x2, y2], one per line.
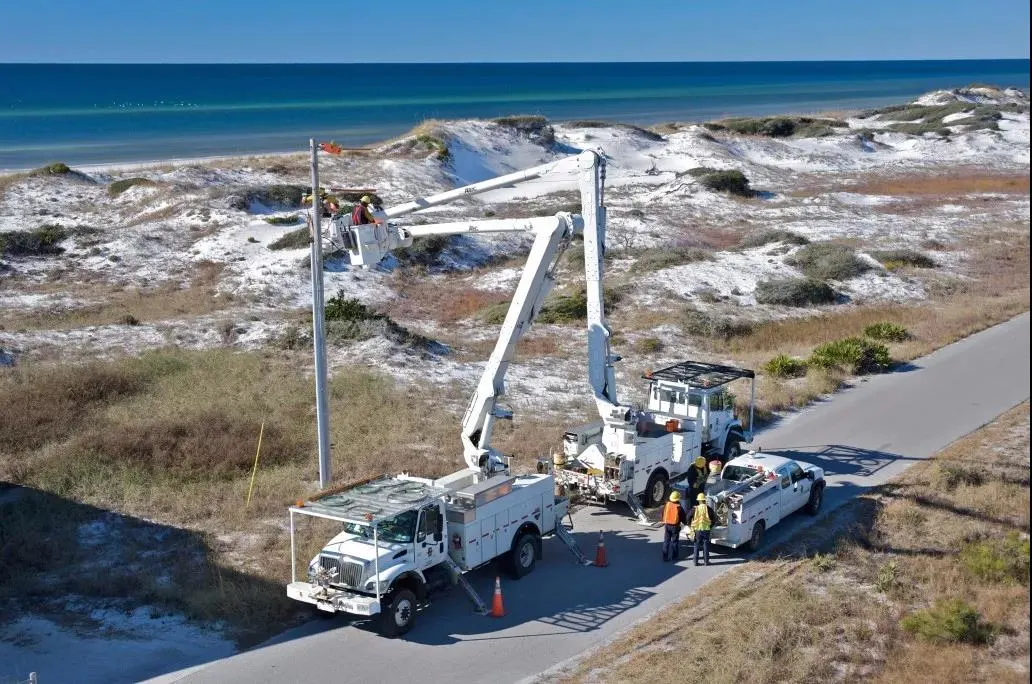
[643, 360, 755, 388]
[293, 476, 447, 526]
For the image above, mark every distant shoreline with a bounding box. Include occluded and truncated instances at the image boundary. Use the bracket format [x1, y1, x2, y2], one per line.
[1, 59, 1028, 170]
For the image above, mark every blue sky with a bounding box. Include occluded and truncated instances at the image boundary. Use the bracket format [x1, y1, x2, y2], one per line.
[1, 0, 1029, 62]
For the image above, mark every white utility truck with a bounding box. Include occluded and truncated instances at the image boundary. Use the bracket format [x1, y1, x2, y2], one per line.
[286, 151, 609, 637]
[692, 451, 826, 552]
[554, 360, 757, 519]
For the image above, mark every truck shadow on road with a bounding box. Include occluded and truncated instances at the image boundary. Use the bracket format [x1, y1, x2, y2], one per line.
[335, 522, 746, 645]
[759, 444, 918, 478]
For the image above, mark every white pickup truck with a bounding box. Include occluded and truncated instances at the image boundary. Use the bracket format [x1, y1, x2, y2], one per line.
[286, 470, 580, 637]
[693, 452, 826, 552]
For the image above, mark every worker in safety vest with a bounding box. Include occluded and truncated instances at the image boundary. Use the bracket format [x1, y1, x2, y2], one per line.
[685, 456, 707, 500]
[691, 493, 717, 566]
[661, 490, 688, 562]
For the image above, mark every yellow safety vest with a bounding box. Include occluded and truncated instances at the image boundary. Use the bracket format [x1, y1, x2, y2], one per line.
[692, 503, 711, 531]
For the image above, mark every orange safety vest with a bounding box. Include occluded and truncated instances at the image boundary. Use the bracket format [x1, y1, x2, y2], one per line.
[662, 501, 682, 525]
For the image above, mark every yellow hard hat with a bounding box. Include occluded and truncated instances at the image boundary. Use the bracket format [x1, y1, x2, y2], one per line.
[697, 493, 707, 502]
[669, 490, 680, 503]
[695, 456, 706, 468]
[360, 195, 372, 204]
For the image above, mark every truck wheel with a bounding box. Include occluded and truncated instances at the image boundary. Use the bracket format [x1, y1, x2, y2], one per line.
[806, 483, 825, 516]
[378, 588, 417, 638]
[508, 531, 540, 579]
[723, 435, 742, 462]
[746, 521, 765, 552]
[643, 470, 669, 508]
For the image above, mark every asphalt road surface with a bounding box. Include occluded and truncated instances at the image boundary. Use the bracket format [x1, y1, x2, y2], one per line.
[161, 312, 1030, 684]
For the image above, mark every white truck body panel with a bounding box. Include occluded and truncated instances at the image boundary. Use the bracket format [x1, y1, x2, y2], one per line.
[706, 453, 824, 548]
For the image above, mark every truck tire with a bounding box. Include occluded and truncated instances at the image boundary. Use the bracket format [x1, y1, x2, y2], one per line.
[643, 470, 669, 508]
[723, 434, 742, 462]
[805, 483, 825, 516]
[508, 531, 540, 579]
[378, 587, 417, 638]
[746, 521, 765, 552]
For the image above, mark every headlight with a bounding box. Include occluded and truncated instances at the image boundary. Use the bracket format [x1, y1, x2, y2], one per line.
[364, 579, 389, 593]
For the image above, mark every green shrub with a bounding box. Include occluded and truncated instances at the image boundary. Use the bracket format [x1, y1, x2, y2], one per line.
[863, 322, 911, 342]
[264, 214, 300, 226]
[811, 553, 836, 572]
[722, 117, 797, 137]
[636, 337, 664, 354]
[628, 246, 714, 273]
[787, 243, 870, 280]
[885, 122, 952, 136]
[268, 227, 309, 250]
[960, 533, 1030, 584]
[230, 184, 306, 212]
[31, 162, 71, 176]
[808, 337, 891, 374]
[755, 278, 836, 307]
[876, 560, 901, 592]
[739, 230, 810, 249]
[698, 170, 753, 196]
[536, 287, 622, 325]
[478, 302, 510, 325]
[762, 354, 807, 379]
[933, 462, 985, 490]
[393, 235, 452, 268]
[679, 308, 753, 340]
[0, 224, 69, 256]
[869, 249, 936, 270]
[108, 177, 155, 196]
[492, 116, 556, 145]
[323, 292, 429, 347]
[685, 167, 719, 178]
[901, 599, 995, 644]
[415, 134, 451, 160]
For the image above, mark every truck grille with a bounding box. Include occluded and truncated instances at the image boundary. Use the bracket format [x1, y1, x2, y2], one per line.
[319, 554, 365, 589]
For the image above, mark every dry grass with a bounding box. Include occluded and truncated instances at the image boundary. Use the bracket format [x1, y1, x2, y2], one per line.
[0, 260, 234, 331]
[850, 171, 1030, 197]
[556, 403, 1030, 684]
[0, 348, 470, 644]
[386, 276, 512, 324]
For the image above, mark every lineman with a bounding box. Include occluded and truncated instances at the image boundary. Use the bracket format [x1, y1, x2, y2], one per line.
[691, 493, 717, 566]
[661, 490, 688, 562]
[351, 194, 378, 225]
[685, 456, 708, 500]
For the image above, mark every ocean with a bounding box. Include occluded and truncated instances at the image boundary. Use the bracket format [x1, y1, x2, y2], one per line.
[0, 60, 1028, 170]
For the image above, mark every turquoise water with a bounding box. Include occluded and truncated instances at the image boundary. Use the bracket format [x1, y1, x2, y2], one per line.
[0, 61, 1027, 169]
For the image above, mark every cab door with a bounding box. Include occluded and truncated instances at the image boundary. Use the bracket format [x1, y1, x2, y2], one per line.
[415, 504, 444, 571]
[785, 462, 812, 513]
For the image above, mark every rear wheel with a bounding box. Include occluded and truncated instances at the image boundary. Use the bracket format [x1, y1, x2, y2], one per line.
[806, 483, 825, 516]
[508, 531, 540, 579]
[643, 470, 669, 508]
[378, 587, 417, 638]
[746, 521, 765, 552]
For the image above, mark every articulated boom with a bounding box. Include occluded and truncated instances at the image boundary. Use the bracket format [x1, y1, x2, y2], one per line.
[325, 150, 622, 476]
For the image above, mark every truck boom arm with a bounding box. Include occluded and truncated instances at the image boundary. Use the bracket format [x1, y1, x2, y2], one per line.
[325, 150, 628, 474]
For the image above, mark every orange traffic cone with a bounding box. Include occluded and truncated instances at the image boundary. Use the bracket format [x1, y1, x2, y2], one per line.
[594, 530, 608, 567]
[489, 576, 506, 617]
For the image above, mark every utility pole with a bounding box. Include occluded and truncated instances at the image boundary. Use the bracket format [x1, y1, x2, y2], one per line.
[309, 139, 331, 489]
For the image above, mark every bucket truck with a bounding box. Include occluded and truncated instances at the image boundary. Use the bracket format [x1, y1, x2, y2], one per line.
[286, 151, 606, 637]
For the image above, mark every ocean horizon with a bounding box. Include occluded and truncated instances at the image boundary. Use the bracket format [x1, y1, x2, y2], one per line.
[1, 60, 1028, 169]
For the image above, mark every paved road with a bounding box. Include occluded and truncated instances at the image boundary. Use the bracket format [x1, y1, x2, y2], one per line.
[165, 313, 1030, 684]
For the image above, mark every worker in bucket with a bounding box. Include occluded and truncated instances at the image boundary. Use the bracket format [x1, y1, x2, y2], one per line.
[351, 195, 379, 225]
[661, 490, 688, 562]
[691, 493, 716, 566]
[685, 456, 708, 501]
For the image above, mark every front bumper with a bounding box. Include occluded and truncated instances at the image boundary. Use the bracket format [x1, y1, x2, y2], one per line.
[287, 581, 381, 616]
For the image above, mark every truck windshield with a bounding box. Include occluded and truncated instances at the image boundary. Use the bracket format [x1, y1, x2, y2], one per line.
[343, 509, 418, 544]
[723, 465, 761, 482]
